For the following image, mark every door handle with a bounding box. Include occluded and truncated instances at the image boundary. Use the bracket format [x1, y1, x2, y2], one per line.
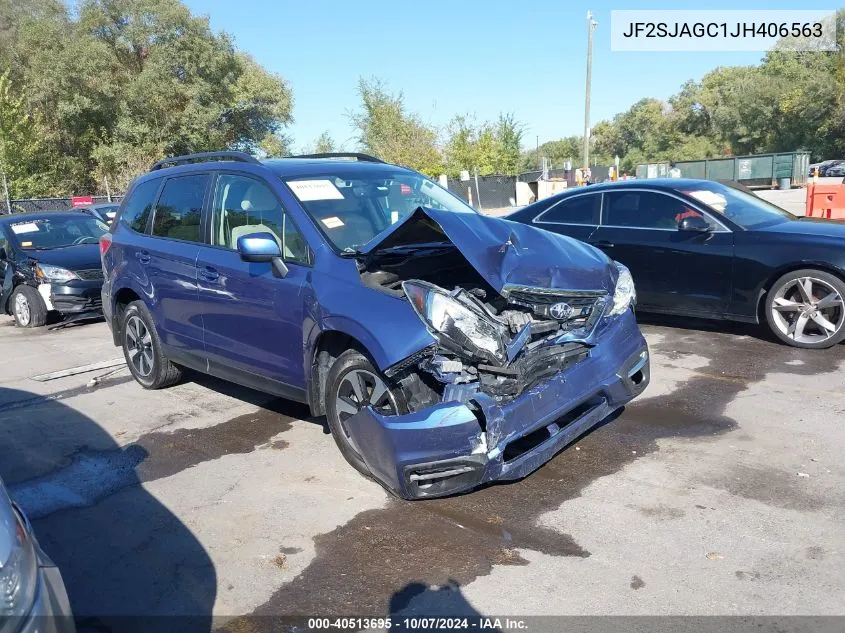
[202, 266, 219, 282]
[136, 250, 151, 264]
[590, 240, 615, 249]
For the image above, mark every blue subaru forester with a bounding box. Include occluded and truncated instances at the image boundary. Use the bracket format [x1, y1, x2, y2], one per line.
[101, 152, 650, 499]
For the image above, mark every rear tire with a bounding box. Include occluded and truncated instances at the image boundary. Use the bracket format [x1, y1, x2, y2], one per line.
[121, 300, 182, 389]
[11, 285, 47, 328]
[324, 350, 406, 476]
[764, 269, 845, 349]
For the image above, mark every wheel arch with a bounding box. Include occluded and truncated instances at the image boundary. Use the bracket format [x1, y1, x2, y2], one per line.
[109, 286, 145, 346]
[755, 262, 845, 322]
[307, 329, 371, 417]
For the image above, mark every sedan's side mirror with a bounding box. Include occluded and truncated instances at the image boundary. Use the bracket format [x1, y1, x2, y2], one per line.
[236, 232, 288, 278]
[678, 215, 711, 232]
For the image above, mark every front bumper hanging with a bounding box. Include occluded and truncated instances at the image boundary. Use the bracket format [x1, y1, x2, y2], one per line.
[346, 311, 650, 499]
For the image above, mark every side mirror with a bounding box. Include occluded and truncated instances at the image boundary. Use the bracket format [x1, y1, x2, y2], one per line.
[678, 215, 711, 232]
[236, 232, 288, 278]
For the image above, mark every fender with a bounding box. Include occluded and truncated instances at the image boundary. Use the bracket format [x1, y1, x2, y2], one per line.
[314, 314, 435, 373]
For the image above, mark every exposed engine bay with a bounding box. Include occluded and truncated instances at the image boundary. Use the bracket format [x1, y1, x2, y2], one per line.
[357, 240, 610, 410]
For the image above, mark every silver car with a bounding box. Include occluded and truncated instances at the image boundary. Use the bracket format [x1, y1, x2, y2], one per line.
[0, 478, 74, 633]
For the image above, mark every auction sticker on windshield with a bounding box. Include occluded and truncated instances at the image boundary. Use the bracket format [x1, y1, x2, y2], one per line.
[288, 179, 344, 202]
[10, 222, 41, 234]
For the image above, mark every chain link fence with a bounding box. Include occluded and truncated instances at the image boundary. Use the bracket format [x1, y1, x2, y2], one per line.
[2, 195, 123, 215]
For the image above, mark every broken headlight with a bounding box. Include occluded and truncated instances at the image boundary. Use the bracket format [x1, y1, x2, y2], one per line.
[403, 280, 507, 365]
[608, 261, 636, 317]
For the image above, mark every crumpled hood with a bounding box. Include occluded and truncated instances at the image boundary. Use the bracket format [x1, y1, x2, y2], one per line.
[359, 207, 616, 294]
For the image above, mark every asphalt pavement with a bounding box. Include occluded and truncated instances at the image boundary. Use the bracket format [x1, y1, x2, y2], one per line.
[0, 315, 843, 629]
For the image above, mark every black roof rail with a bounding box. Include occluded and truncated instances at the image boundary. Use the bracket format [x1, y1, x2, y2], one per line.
[150, 151, 260, 171]
[290, 152, 384, 163]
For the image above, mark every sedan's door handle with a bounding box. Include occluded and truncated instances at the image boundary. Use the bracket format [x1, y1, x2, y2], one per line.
[590, 240, 615, 249]
[136, 250, 151, 264]
[201, 266, 219, 282]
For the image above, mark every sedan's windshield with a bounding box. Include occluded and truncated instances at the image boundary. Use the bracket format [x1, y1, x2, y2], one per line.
[7, 215, 108, 249]
[681, 182, 794, 229]
[285, 172, 475, 251]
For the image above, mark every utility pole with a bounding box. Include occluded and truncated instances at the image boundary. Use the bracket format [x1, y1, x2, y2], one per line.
[582, 10, 598, 169]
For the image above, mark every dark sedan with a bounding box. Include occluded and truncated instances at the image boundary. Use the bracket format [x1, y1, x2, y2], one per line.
[0, 212, 108, 327]
[508, 179, 845, 349]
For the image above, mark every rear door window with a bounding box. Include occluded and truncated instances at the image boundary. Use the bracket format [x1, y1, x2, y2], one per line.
[151, 175, 210, 243]
[537, 194, 600, 225]
[119, 178, 162, 233]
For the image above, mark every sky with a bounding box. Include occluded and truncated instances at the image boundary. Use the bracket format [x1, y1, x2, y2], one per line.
[183, 0, 811, 151]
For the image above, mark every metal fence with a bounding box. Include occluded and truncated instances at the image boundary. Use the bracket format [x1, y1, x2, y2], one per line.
[3, 195, 123, 215]
[447, 175, 518, 210]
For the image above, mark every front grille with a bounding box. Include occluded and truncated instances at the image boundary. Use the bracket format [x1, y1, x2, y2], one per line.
[503, 285, 608, 330]
[74, 269, 104, 281]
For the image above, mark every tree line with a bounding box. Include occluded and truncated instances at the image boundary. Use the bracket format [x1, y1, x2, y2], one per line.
[1, 1, 842, 197]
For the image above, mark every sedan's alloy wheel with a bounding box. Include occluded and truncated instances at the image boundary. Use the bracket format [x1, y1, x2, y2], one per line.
[770, 276, 845, 344]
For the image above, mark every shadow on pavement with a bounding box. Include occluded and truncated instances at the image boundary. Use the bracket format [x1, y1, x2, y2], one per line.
[389, 581, 500, 632]
[0, 386, 216, 633]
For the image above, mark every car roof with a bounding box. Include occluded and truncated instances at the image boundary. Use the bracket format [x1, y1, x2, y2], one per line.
[136, 157, 416, 183]
[565, 178, 720, 193]
[0, 211, 93, 225]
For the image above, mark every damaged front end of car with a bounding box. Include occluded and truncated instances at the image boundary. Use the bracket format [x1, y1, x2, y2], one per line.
[342, 207, 650, 499]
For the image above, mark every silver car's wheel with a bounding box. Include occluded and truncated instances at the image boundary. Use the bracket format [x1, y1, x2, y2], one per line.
[769, 275, 845, 346]
[14, 293, 30, 327]
[125, 315, 154, 377]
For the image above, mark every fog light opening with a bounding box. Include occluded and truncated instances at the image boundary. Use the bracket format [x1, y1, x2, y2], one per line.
[629, 369, 645, 386]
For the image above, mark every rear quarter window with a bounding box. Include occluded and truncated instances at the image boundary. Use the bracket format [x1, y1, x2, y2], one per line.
[118, 178, 162, 233]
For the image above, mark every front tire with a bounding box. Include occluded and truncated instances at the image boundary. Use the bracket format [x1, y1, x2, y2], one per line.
[324, 350, 406, 476]
[121, 300, 182, 389]
[765, 269, 845, 349]
[11, 286, 47, 328]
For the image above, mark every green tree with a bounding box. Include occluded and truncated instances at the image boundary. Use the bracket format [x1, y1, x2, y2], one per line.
[350, 77, 442, 176]
[0, 71, 53, 198]
[493, 113, 523, 176]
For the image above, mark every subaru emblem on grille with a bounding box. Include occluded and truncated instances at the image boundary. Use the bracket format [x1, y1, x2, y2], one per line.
[549, 302, 574, 320]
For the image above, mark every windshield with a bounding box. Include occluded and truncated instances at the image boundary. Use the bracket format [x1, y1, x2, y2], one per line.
[681, 182, 794, 229]
[285, 172, 475, 251]
[7, 215, 108, 249]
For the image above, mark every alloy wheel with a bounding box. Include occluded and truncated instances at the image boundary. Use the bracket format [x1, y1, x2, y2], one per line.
[14, 293, 30, 326]
[125, 315, 155, 377]
[770, 276, 845, 345]
[334, 369, 396, 438]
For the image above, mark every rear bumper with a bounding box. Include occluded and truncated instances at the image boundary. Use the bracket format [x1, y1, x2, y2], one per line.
[346, 310, 649, 499]
[47, 279, 103, 315]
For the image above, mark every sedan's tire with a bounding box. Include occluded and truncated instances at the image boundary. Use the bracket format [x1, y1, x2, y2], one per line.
[325, 350, 407, 476]
[121, 300, 182, 389]
[10, 285, 47, 328]
[765, 269, 845, 349]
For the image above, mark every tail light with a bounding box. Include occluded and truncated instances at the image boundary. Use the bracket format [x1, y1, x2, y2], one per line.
[99, 233, 112, 258]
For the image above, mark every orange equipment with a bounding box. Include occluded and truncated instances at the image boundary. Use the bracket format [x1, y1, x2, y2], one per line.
[805, 181, 845, 220]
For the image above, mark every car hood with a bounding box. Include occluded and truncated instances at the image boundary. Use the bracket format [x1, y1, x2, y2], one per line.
[759, 217, 845, 239]
[22, 244, 102, 270]
[359, 207, 615, 294]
